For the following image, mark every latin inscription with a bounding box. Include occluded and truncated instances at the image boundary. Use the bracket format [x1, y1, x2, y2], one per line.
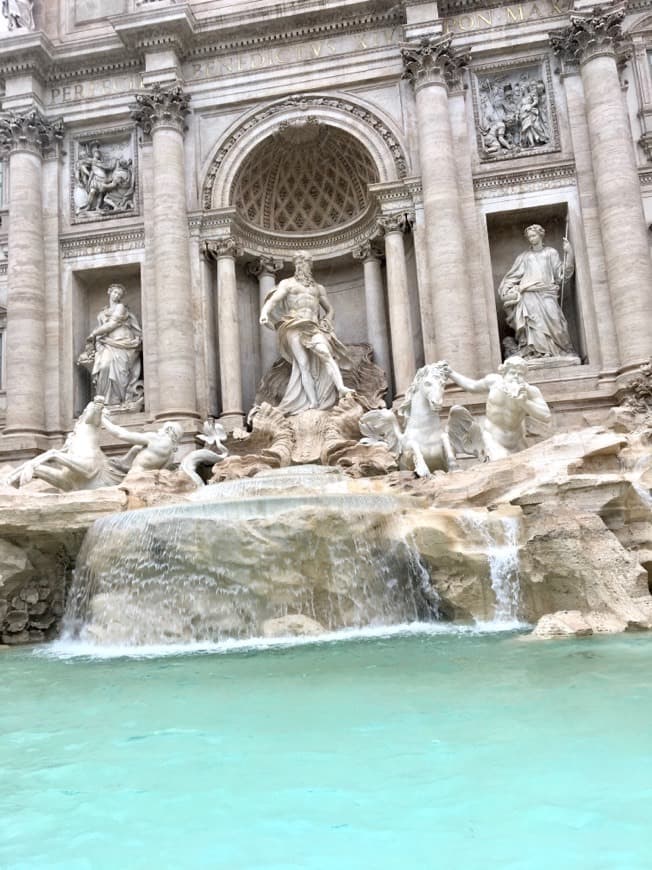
[443, 0, 571, 33]
[185, 28, 395, 80]
[48, 74, 141, 106]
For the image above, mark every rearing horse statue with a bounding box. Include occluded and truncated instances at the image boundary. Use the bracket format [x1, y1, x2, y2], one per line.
[6, 396, 113, 491]
[359, 361, 484, 476]
[360, 362, 458, 476]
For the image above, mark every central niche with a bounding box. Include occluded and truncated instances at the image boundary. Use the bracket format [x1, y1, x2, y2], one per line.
[232, 121, 379, 234]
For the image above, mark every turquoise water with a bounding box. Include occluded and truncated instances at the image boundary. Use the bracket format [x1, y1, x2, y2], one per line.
[2, 627, 652, 870]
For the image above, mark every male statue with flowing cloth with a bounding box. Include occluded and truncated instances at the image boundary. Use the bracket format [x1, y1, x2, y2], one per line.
[259, 252, 354, 415]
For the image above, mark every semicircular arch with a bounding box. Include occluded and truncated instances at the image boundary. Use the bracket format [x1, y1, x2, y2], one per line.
[201, 92, 410, 212]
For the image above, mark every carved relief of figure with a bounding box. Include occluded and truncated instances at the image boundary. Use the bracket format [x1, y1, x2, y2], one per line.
[102, 159, 134, 211]
[479, 72, 550, 157]
[1, 0, 35, 30]
[499, 224, 575, 359]
[519, 82, 549, 148]
[75, 143, 135, 215]
[259, 252, 354, 415]
[78, 284, 144, 411]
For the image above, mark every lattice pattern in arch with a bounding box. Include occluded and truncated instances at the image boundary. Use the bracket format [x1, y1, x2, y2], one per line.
[232, 124, 379, 233]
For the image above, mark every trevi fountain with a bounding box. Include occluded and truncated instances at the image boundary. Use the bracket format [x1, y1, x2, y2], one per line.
[1, 0, 652, 867]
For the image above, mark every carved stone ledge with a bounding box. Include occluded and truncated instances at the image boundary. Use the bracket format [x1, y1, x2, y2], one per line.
[204, 237, 243, 260]
[60, 229, 145, 259]
[130, 83, 190, 135]
[473, 162, 577, 198]
[0, 108, 63, 156]
[550, 4, 628, 65]
[401, 34, 470, 91]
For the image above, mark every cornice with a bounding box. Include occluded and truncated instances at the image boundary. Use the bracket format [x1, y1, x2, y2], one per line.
[473, 161, 577, 196]
[110, 5, 198, 55]
[188, 5, 402, 58]
[60, 227, 145, 259]
[0, 32, 55, 79]
[0, 3, 402, 86]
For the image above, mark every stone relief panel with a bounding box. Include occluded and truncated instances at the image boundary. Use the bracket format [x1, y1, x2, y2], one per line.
[71, 129, 138, 224]
[472, 58, 559, 162]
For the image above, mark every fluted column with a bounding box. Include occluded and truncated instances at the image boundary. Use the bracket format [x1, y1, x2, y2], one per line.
[552, 6, 652, 371]
[401, 35, 475, 370]
[0, 109, 63, 435]
[352, 242, 393, 393]
[378, 214, 416, 398]
[248, 256, 283, 375]
[205, 238, 244, 429]
[131, 84, 198, 419]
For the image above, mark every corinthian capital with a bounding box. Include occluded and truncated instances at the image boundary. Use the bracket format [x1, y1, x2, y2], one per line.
[246, 256, 284, 279]
[352, 241, 384, 262]
[401, 35, 470, 91]
[130, 83, 190, 135]
[203, 238, 242, 260]
[376, 212, 414, 235]
[550, 3, 628, 65]
[0, 108, 64, 156]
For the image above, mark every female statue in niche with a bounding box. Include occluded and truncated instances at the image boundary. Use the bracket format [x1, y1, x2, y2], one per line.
[499, 224, 575, 359]
[78, 284, 144, 411]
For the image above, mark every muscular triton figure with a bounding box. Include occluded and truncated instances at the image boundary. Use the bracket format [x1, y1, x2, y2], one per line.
[444, 356, 552, 459]
[259, 252, 354, 415]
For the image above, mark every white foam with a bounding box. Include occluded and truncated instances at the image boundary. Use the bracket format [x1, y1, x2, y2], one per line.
[38, 620, 529, 660]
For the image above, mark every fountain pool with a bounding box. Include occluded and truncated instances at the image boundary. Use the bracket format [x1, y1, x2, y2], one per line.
[3, 628, 652, 869]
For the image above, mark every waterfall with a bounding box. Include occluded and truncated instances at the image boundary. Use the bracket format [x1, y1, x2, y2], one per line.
[61, 469, 439, 646]
[462, 511, 522, 623]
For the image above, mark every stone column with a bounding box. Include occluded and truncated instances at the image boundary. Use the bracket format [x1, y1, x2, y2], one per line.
[352, 242, 393, 392]
[131, 84, 198, 419]
[205, 238, 244, 429]
[247, 256, 283, 376]
[552, 7, 652, 371]
[559, 67, 619, 373]
[0, 109, 63, 436]
[378, 214, 416, 398]
[401, 35, 475, 370]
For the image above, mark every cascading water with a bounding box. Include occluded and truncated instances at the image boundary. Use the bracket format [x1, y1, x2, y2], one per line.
[461, 511, 522, 623]
[62, 468, 438, 646]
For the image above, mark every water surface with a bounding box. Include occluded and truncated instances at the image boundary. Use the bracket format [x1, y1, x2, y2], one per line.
[2, 628, 651, 869]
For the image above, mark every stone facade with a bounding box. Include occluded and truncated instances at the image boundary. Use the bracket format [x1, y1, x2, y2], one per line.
[0, 0, 651, 456]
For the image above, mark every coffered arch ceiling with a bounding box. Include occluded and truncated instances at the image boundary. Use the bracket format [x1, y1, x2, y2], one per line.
[231, 121, 380, 235]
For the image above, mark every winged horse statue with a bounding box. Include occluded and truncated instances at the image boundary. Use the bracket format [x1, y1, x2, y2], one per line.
[359, 361, 485, 476]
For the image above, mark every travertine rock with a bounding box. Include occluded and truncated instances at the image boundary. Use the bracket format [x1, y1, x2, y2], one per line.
[262, 615, 326, 638]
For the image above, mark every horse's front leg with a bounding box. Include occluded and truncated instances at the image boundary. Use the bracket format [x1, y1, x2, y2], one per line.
[441, 432, 460, 472]
[33, 465, 73, 491]
[403, 438, 431, 478]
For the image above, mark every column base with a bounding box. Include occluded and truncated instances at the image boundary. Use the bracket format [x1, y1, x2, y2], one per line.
[0, 431, 60, 463]
[219, 412, 245, 432]
[154, 410, 202, 423]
